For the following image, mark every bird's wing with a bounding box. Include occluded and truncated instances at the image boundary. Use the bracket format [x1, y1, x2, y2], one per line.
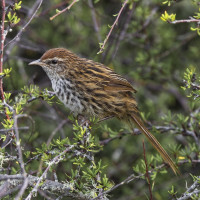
[102, 72, 136, 92]
[77, 60, 136, 93]
[95, 62, 136, 93]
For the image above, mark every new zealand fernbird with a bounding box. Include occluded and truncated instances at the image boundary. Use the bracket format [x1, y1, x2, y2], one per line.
[29, 48, 179, 175]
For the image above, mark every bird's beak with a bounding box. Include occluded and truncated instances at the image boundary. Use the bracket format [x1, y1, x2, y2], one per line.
[29, 59, 43, 66]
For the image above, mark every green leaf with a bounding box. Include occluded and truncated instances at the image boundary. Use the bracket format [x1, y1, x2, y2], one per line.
[14, 1, 22, 10]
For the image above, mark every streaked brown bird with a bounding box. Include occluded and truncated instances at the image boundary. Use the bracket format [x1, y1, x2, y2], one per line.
[29, 48, 179, 174]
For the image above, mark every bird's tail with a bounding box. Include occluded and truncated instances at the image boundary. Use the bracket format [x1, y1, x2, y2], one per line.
[131, 114, 180, 175]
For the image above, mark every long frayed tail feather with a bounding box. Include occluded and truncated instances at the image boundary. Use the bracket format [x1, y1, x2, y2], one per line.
[131, 114, 180, 175]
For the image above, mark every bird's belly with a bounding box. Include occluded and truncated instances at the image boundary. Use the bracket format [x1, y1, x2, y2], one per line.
[58, 90, 84, 115]
[52, 78, 85, 115]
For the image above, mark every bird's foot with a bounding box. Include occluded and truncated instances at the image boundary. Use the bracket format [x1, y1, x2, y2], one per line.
[77, 115, 90, 127]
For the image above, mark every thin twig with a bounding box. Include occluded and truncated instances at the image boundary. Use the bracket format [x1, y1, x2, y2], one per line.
[111, 3, 136, 59]
[158, 32, 196, 60]
[35, 119, 68, 179]
[38, 189, 55, 200]
[5, 0, 43, 48]
[176, 176, 200, 200]
[88, 0, 101, 42]
[13, 114, 29, 200]
[93, 164, 166, 200]
[40, 0, 69, 17]
[0, 126, 30, 133]
[1, 102, 15, 149]
[25, 146, 74, 200]
[0, 0, 10, 120]
[24, 153, 42, 166]
[97, 0, 129, 54]
[0, 174, 88, 200]
[0, 160, 198, 198]
[1, 137, 13, 149]
[125, 7, 158, 40]
[0, 0, 6, 101]
[50, 0, 79, 21]
[155, 125, 199, 146]
[100, 124, 199, 147]
[143, 140, 153, 200]
[46, 119, 68, 147]
[27, 91, 55, 103]
[169, 18, 200, 24]
[0, 183, 22, 199]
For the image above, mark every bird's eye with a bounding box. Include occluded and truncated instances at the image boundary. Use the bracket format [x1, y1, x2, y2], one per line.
[51, 60, 57, 64]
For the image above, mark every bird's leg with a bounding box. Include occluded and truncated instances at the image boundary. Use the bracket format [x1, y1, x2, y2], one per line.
[77, 114, 91, 127]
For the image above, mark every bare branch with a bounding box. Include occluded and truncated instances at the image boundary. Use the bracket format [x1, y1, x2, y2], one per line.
[0, 174, 89, 200]
[142, 141, 153, 200]
[0, 126, 30, 133]
[13, 114, 29, 200]
[0, 182, 22, 199]
[111, 4, 136, 59]
[100, 125, 199, 147]
[170, 18, 200, 24]
[177, 176, 200, 200]
[0, 0, 6, 100]
[5, 0, 44, 49]
[25, 146, 74, 200]
[50, 0, 79, 21]
[93, 164, 166, 200]
[0, 0, 10, 120]
[93, 159, 200, 200]
[88, 0, 101, 42]
[97, 0, 129, 54]
[46, 119, 68, 147]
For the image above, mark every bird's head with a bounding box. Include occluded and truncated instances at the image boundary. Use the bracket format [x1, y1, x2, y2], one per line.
[29, 48, 79, 75]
